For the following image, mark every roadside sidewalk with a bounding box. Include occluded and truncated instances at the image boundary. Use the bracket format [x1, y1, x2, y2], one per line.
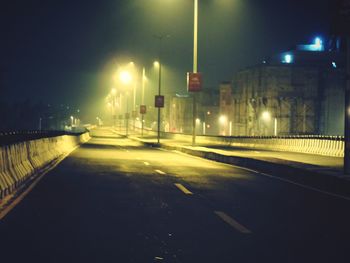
[129, 134, 350, 197]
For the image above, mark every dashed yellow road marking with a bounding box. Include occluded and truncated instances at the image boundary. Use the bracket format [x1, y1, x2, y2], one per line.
[214, 211, 252, 234]
[155, 169, 166, 175]
[174, 183, 193, 195]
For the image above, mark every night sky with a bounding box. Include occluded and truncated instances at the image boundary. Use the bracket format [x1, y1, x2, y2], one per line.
[0, 0, 330, 120]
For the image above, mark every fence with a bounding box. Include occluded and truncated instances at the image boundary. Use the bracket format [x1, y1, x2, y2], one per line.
[134, 128, 344, 157]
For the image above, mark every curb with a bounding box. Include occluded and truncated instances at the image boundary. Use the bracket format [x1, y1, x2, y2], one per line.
[134, 138, 350, 198]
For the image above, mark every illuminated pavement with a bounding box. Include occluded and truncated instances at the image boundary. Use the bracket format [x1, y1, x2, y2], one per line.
[1, 127, 350, 262]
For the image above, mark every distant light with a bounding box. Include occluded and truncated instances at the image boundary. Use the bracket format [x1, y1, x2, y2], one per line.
[120, 71, 132, 84]
[219, 115, 227, 124]
[196, 118, 201, 124]
[283, 54, 293, 64]
[262, 60, 267, 64]
[262, 111, 271, 121]
[207, 111, 211, 115]
[332, 62, 337, 68]
[153, 61, 160, 68]
[314, 37, 322, 49]
[297, 36, 324, 52]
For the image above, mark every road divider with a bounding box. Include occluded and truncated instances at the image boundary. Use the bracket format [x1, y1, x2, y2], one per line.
[0, 132, 90, 200]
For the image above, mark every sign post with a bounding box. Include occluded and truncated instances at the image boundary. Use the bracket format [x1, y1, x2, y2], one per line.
[140, 105, 147, 136]
[187, 72, 202, 146]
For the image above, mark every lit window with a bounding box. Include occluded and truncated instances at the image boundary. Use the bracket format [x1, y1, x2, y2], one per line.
[282, 54, 293, 64]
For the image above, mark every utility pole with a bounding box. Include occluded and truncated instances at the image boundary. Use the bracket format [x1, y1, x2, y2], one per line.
[192, 0, 198, 147]
[154, 34, 169, 144]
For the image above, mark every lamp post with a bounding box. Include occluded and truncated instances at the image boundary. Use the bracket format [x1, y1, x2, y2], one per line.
[111, 88, 117, 126]
[192, 0, 199, 146]
[141, 67, 146, 136]
[156, 60, 162, 144]
[120, 70, 132, 136]
[154, 35, 168, 144]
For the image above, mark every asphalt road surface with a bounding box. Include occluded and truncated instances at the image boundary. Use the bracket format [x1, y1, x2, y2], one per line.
[1, 127, 350, 263]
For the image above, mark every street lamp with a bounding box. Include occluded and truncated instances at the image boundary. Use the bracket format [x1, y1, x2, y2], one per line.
[192, 0, 199, 146]
[154, 59, 162, 144]
[110, 88, 118, 126]
[120, 70, 132, 136]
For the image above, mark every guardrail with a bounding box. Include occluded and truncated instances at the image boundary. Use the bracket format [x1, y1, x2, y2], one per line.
[0, 132, 90, 199]
[132, 128, 345, 157]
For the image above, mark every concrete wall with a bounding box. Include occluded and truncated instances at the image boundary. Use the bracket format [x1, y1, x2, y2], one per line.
[0, 133, 90, 199]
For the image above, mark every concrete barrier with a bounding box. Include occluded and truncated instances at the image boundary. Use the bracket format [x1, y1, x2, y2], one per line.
[133, 128, 344, 158]
[0, 132, 90, 200]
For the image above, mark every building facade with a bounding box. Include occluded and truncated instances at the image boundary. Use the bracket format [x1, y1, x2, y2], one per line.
[226, 38, 346, 136]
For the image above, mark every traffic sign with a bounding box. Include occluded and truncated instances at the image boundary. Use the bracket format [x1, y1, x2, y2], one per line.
[187, 72, 202, 92]
[140, 105, 147, 114]
[155, 95, 164, 108]
[331, 0, 350, 35]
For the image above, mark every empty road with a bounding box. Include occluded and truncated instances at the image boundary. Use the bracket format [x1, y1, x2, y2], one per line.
[1, 128, 349, 262]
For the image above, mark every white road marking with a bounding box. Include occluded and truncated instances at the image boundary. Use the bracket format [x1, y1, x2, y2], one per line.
[166, 148, 350, 202]
[155, 169, 166, 175]
[144, 162, 150, 166]
[214, 211, 252, 234]
[174, 183, 193, 195]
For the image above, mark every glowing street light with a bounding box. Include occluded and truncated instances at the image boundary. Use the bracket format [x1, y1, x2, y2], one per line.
[261, 111, 271, 121]
[120, 71, 132, 84]
[219, 115, 227, 125]
[153, 61, 160, 68]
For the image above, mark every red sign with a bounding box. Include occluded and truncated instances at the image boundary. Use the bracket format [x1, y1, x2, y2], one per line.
[187, 72, 202, 92]
[140, 105, 147, 114]
[155, 95, 164, 108]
